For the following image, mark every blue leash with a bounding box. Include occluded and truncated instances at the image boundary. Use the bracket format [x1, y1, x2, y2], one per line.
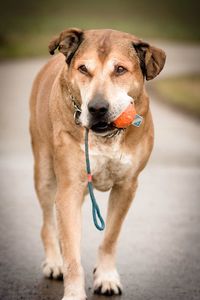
[84, 128, 105, 231]
[83, 115, 143, 231]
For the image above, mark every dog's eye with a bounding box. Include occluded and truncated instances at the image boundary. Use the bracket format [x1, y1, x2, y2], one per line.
[115, 66, 127, 75]
[78, 65, 88, 75]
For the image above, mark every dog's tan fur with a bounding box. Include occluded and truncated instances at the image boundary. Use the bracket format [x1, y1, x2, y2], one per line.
[30, 28, 166, 300]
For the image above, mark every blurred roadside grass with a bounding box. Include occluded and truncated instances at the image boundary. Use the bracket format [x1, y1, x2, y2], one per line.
[0, 0, 200, 58]
[153, 75, 200, 118]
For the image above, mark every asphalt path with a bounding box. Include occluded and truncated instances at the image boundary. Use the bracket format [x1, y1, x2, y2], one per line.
[0, 42, 200, 300]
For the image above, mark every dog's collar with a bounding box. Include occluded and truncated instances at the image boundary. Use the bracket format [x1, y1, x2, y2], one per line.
[67, 87, 82, 125]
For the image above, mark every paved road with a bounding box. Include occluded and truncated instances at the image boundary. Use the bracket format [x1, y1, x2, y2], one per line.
[0, 43, 200, 300]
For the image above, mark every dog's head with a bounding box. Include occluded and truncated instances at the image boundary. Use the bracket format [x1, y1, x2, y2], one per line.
[49, 28, 166, 135]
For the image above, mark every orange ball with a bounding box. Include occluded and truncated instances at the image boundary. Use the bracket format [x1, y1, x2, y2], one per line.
[113, 104, 136, 128]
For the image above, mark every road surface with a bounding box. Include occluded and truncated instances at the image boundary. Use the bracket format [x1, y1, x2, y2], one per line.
[0, 43, 200, 300]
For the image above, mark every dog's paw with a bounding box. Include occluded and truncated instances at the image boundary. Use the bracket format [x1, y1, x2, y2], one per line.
[42, 259, 63, 280]
[61, 293, 87, 300]
[61, 298, 87, 300]
[93, 267, 122, 296]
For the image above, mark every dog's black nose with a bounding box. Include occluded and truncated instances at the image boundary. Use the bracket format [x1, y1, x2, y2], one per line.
[88, 98, 109, 117]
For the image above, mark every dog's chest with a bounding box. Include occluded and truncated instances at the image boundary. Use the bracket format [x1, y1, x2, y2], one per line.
[88, 140, 133, 191]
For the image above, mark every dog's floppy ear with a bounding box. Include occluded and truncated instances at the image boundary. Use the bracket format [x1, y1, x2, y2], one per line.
[48, 28, 83, 64]
[133, 41, 166, 80]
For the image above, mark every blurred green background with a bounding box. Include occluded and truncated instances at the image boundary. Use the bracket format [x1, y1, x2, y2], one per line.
[0, 0, 199, 58]
[0, 0, 199, 117]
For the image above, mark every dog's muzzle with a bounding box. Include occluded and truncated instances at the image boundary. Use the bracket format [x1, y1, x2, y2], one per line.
[88, 98, 115, 134]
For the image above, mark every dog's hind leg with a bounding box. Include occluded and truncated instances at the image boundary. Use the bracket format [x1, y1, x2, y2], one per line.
[34, 146, 63, 279]
[93, 179, 138, 296]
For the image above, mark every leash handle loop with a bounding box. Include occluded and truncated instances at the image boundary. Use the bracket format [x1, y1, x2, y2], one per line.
[85, 128, 105, 231]
[88, 182, 105, 231]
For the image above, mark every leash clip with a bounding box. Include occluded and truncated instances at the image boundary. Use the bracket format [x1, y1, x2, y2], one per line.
[73, 109, 81, 125]
[72, 99, 82, 125]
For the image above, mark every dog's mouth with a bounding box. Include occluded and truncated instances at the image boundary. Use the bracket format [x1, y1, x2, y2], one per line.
[90, 121, 115, 134]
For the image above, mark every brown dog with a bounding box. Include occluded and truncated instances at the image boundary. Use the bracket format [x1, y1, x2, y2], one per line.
[30, 28, 166, 300]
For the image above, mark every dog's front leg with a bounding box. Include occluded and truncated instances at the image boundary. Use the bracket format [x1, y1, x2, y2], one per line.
[93, 178, 138, 296]
[56, 185, 86, 300]
[55, 143, 87, 300]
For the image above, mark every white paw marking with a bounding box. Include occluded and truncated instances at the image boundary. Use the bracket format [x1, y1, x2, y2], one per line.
[93, 266, 122, 295]
[61, 297, 87, 300]
[42, 258, 63, 279]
